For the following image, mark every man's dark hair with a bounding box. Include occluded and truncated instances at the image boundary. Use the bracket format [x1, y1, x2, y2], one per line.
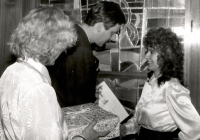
[84, 1, 126, 30]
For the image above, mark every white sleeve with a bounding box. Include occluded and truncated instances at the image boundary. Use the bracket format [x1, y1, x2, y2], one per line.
[19, 83, 67, 140]
[123, 116, 140, 135]
[166, 84, 200, 140]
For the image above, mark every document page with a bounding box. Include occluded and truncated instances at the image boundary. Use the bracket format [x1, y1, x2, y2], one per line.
[97, 81, 129, 122]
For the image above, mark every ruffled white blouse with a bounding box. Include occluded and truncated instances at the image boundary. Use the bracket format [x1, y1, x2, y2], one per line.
[124, 75, 200, 140]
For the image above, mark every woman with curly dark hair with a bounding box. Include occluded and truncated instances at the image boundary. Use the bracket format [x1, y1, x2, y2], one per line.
[144, 27, 184, 86]
[120, 27, 200, 140]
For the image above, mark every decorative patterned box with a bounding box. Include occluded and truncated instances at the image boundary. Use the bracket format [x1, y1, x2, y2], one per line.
[62, 103, 120, 140]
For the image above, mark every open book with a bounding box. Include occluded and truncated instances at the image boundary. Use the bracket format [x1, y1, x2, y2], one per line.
[97, 81, 129, 122]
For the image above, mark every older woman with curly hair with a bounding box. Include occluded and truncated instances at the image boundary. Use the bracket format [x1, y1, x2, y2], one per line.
[120, 27, 200, 140]
[0, 6, 108, 140]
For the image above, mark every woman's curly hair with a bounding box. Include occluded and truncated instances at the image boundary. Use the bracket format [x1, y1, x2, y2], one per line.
[9, 6, 77, 65]
[143, 27, 184, 86]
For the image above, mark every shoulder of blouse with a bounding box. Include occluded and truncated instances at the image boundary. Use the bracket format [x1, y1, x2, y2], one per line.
[165, 78, 190, 97]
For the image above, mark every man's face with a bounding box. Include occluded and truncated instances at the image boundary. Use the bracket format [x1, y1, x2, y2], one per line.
[94, 23, 121, 47]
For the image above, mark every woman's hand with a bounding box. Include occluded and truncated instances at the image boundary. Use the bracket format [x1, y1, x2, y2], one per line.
[120, 124, 128, 137]
[81, 120, 110, 140]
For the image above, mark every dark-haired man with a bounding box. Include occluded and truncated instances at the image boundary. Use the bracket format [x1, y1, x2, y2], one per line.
[48, 1, 126, 107]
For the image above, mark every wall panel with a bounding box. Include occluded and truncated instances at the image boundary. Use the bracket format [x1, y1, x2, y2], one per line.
[0, 0, 39, 76]
[185, 0, 200, 113]
[0, 0, 22, 75]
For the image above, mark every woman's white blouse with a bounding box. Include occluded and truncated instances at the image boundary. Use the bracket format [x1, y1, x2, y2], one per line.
[0, 59, 68, 140]
[125, 75, 200, 140]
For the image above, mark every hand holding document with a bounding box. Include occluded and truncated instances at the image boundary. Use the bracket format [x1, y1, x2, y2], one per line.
[96, 81, 129, 122]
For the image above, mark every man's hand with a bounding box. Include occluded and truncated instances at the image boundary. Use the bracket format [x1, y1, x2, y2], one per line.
[94, 85, 102, 105]
[95, 85, 102, 99]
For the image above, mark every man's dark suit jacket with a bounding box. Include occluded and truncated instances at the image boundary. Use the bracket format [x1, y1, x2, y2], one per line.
[47, 24, 99, 107]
